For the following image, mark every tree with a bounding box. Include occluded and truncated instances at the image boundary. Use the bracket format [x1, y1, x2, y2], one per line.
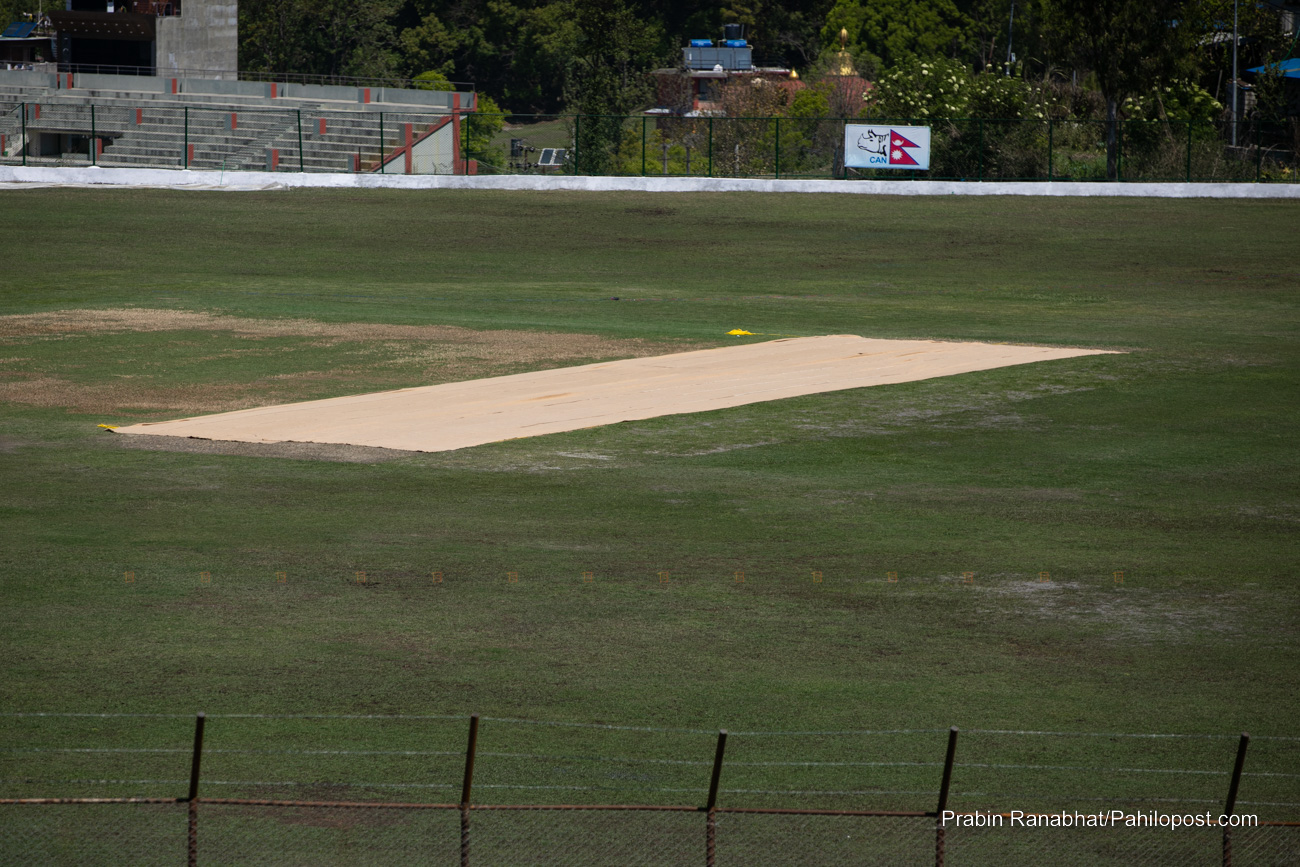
[1043, 0, 1199, 179]
[821, 0, 971, 76]
[465, 93, 508, 171]
[564, 0, 662, 175]
[240, 0, 403, 80]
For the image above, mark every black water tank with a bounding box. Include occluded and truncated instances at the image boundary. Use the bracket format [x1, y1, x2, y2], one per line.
[722, 23, 743, 42]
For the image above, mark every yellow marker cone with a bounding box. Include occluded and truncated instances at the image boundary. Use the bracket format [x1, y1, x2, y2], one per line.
[727, 329, 756, 336]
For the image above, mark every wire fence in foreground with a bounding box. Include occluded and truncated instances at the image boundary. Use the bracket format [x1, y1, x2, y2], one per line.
[1, 713, 1296, 866]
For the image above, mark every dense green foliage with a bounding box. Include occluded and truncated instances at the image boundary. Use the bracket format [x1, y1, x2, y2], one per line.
[227, 0, 1299, 121]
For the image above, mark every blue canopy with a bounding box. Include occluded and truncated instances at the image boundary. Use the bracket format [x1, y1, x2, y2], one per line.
[1, 22, 38, 38]
[1248, 58, 1300, 79]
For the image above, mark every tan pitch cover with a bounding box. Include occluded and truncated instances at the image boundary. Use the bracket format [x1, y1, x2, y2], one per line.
[115, 335, 1117, 453]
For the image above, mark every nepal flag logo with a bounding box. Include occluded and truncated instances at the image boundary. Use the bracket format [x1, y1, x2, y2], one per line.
[888, 130, 921, 166]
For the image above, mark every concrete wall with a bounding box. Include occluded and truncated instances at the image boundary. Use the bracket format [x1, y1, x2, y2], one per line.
[0, 70, 57, 89]
[4, 166, 1300, 197]
[371, 87, 455, 109]
[75, 72, 169, 92]
[182, 77, 264, 97]
[155, 0, 237, 78]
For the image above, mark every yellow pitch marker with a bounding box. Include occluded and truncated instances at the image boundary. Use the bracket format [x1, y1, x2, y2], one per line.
[728, 329, 802, 337]
[96, 424, 118, 431]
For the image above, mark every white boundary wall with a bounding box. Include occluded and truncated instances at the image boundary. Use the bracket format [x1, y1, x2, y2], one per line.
[2, 165, 1299, 198]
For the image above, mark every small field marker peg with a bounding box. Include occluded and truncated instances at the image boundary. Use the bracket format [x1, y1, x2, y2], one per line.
[887, 571, 899, 583]
[658, 571, 671, 584]
[124, 571, 135, 584]
[199, 571, 211, 585]
[355, 571, 367, 584]
[582, 571, 593, 583]
[812, 570, 823, 584]
[432, 571, 444, 584]
[734, 571, 745, 584]
[1039, 571, 1050, 582]
[507, 571, 519, 584]
[275, 571, 287, 584]
[1113, 571, 1124, 584]
[962, 572, 974, 585]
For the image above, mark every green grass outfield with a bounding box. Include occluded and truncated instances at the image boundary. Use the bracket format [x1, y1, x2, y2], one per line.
[0, 190, 1296, 820]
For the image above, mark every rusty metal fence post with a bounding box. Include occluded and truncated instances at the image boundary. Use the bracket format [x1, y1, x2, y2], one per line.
[460, 713, 480, 867]
[934, 726, 958, 867]
[186, 712, 206, 867]
[705, 729, 728, 867]
[1222, 732, 1250, 867]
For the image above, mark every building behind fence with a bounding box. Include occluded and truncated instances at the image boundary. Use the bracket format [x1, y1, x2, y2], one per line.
[1, 711, 1297, 865]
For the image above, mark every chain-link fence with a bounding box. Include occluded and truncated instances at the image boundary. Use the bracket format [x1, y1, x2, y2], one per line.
[486, 113, 1298, 183]
[2, 101, 1296, 181]
[1, 713, 1296, 865]
[3, 799, 1294, 866]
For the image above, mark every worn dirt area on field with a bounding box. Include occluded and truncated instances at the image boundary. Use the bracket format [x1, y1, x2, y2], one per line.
[0, 307, 707, 415]
[115, 433, 419, 463]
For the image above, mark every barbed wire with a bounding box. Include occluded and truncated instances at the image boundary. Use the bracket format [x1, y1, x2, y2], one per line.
[5, 778, 1297, 809]
[1, 712, 1295, 741]
[8, 746, 1294, 779]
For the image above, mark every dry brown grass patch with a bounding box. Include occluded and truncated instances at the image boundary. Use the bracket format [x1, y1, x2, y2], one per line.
[0, 308, 711, 415]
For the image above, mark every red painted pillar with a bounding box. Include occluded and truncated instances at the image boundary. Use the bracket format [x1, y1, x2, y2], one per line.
[361, 87, 371, 104]
[187, 143, 194, 164]
[353, 153, 361, 172]
[135, 108, 143, 125]
[270, 148, 279, 170]
[97, 139, 103, 156]
[452, 113, 461, 174]
[318, 118, 327, 136]
[269, 82, 278, 98]
[230, 113, 237, 131]
[65, 73, 73, 89]
[33, 104, 40, 120]
[171, 78, 178, 94]
[404, 123, 413, 174]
